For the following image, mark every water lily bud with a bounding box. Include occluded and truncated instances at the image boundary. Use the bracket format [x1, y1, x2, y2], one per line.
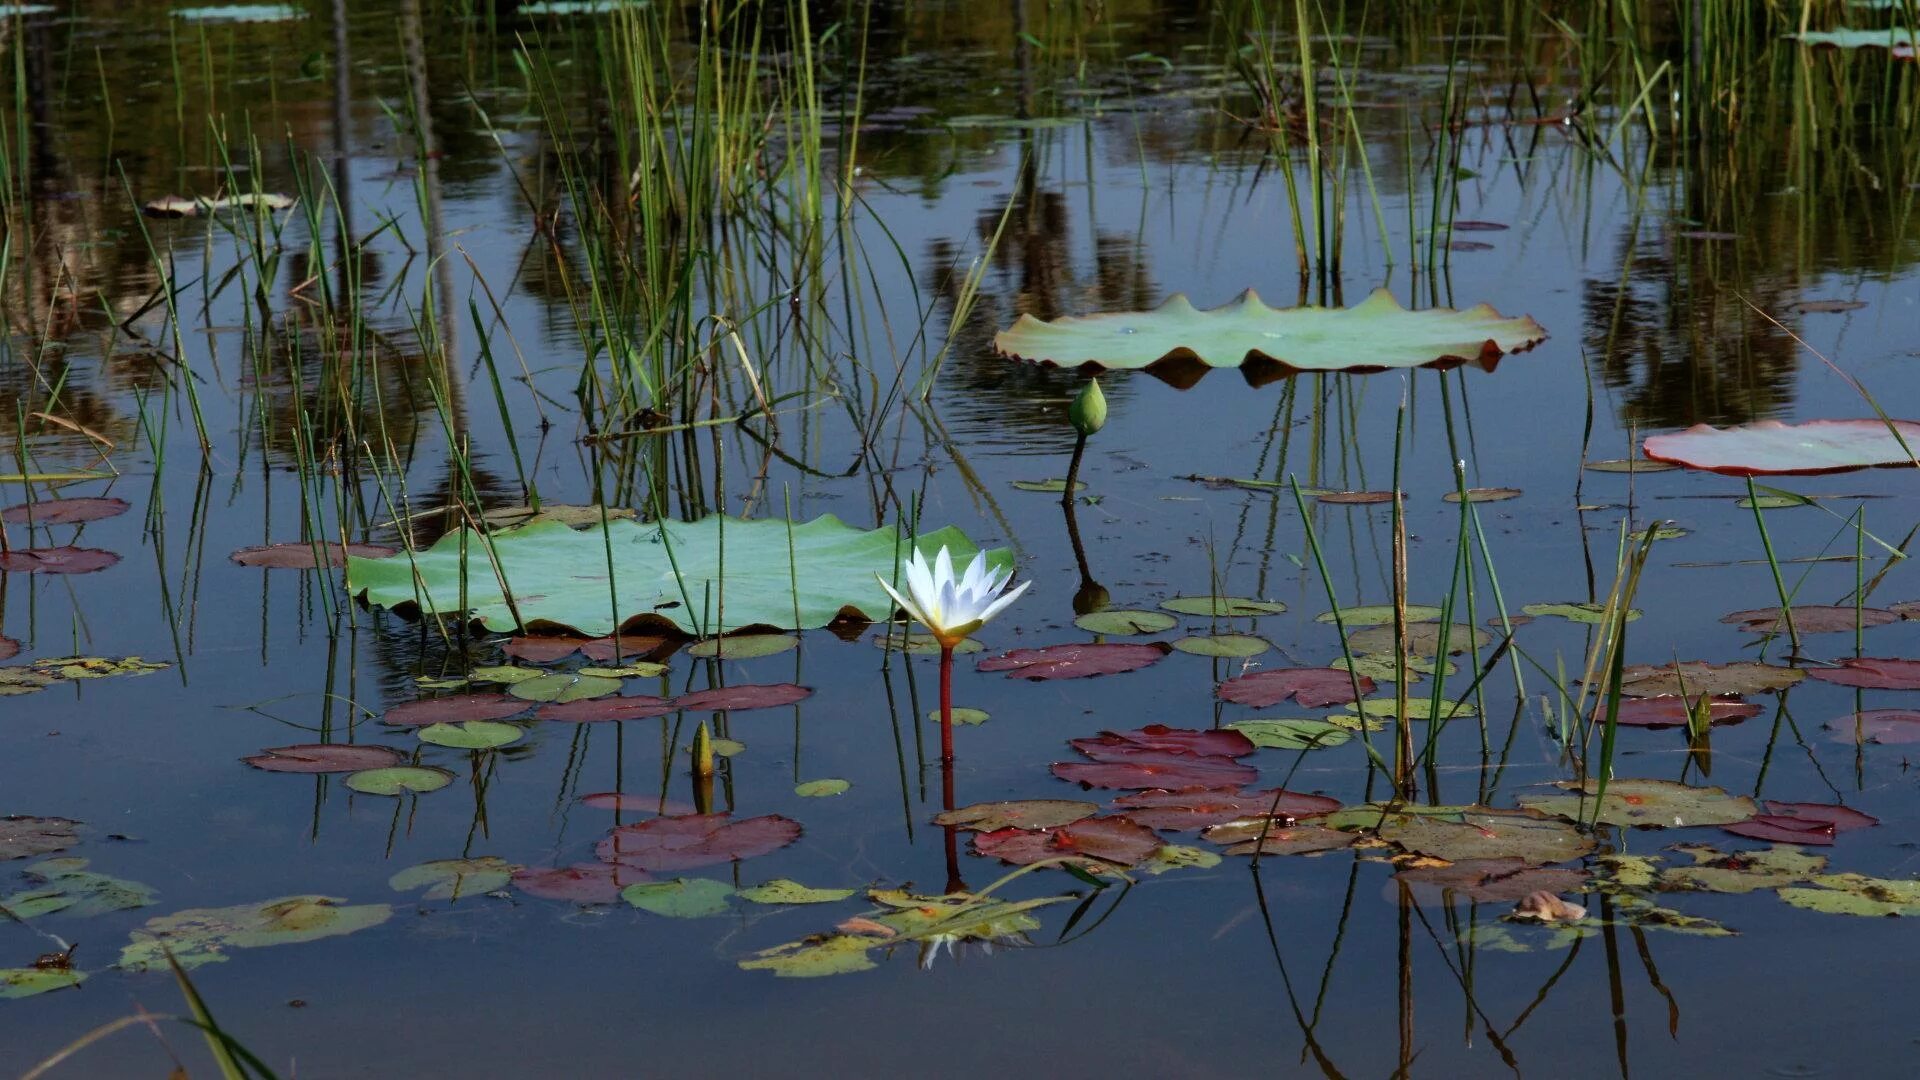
[1073, 579, 1111, 616]
[1069, 378, 1106, 438]
[692, 721, 715, 779]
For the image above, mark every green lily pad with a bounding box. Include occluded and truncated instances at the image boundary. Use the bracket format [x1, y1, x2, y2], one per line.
[927, 707, 990, 726]
[1595, 853, 1663, 890]
[739, 934, 879, 977]
[1339, 697, 1478, 720]
[389, 857, 518, 900]
[737, 880, 859, 905]
[1616, 661, 1803, 697]
[1140, 844, 1224, 874]
[0, 668, 58, 696]
[30, 656, 169, 680]
[1226, 718, 1354, 750]
[1470, 922, 1596, 953]
[1516, 778, 1757, 828]
[1777, 873, 1920, 917]
[172, 5, 306, 23]
[0, 817, 79, 861]
[1073, 609, 1178, 635]
[1627, 525, 1690, 541]
[1364, 807, 1596, 865]
[1443, 487, 1521, 503]
[417, 721, 523, 751]
[1522, 602, 1641, 624]
[1171, 634, 1270, 658]
[933, 800, 1098, 831]
[347, 515, 1006, 637]
[687, 634, 798, 660]
[0, 968, 85, 999]
[1331, 654, 1454, 682]
[1, 859, 156, 919]
[1010, 479, 1086, 493]
[465, 666, 544, 685]
[993, 289, 1546, 383]
[579, 663, 670, 678]
[709, 738, 747, 757]
[1736, 495, 1807, 510]
[1347, 622, 1491, 656]
[509, 672, 622, 703]
[344, 767, 454, 797]
[1662, 844, 1826, 895]
[1315, 604, 1443, 626]
[120, 896, 393, 972]
[1160, 596, 1287, 617]
[795, 779, 850, 798]
[621, 878, 735, 918]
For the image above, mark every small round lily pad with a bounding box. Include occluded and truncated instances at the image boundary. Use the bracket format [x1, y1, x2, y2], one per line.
[1073, 609, 1178, 635]
[1160, 596, 1287, 617]
[1171, 634, 1271, 658]
[417, 721, 523, 751]
[1315, 604, 1443, 626]
[1442, 487, 1521, 503]
[510, 673, 623, 703]
[927, 707, 990, 726]
[686, 634, 798, 660]
[1010, 479, 1085, 493]
[344, 766, 455, 796]
[795, 779, 850, 797]
[1584, 459, 1678, 473]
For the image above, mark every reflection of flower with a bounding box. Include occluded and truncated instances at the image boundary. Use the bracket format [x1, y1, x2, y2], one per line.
[877, 547, 1028, 650]
[915, 925, 1036, 971]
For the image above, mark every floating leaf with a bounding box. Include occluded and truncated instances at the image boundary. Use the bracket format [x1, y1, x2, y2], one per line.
[383, 693, 527, 727]
[1628, 524, 1690, 541]
[977, 642, 1171, 680]
[738, 880, 859, 905]
[503, 634, 668, 663]
[580, 663, 670, 678]
[1754, 801, 1878, 833]
[509, 672, 622, 703]
[0, 817, 78, 861]
[686, 634, 798, 660]
[1807, 658, 1920, 690]
[1070, 724, 1256, 760]
[1642, 419, 1920, 476]
[537, 695, 675, 723]
[511, 863, 639, 904]
[1825, 709, 1920, 743]
[1722, 606, 1895, 633]
[973, 816, 1162, 868]
[1171, 633, 1270, 658]
[1209, 824, 1357, 857]
[1517, 778, 1756, 828]
[934, 800, 1098, 832]
[0, 969, 85, 999]
[1368, 807, 1595, 864]
[1789, 27, 1919, 57]
[1225, 718, 1353, 749]
[1522, 602, 1639, 624]
[120, 896, 391, 972]
[1316, 490, 1396, 505]
[1584, 458, 1677, 473]
[709, 738, 746, 757]
[1443, 487, 1521, 503]
[347, 515, 1006, 636]
[1073, 609, 1177, 635]
[1617, 661, 1803, 697]
[795, 779, 850, 797]
[1052, 757, 1259, 790]
[1111, 787, 1339, 830]
[3, 858, 156, 918]
[230, 542, 395, 568]
[461, 666, 545, 685]
[1331, 654, 1453, 682]
[1348, 622, 1491, 656]
[242, 744, 406, 773]
[343, 766, 454, 796]
[1611, 696, 1761, 729]
[390, 857, 518, 901]
[1777, 872, 1920, 917]
[1722, 816, 1838, 845]
[622, 878, 735, 918]
[1159, 595, 1287, 617]
[1468, 923, 1595, 953]
[598, 814, 802, 871]
[417, 721, 523, 751]
[1009, 478, 1085, 493]
[0, 497, 129, 525]
[0, 667, 56, 696]
[1218, 667, 1373, 708]
[1662, 844, 1827, 894]
[30, 656, 167, 680]
[927, 707, 990, 726]
[0, 547, 119, 574]
[578, 793, 696, 814]
[1140, 845, 1223, 874]
[1316, 604, 1443, 626]
[674, 683, 812, 711]
[992, 289, 1546, 387]
[1394, 858, 1589, 902]
[739, 934, 878, 978]
[480, 504, 637, 530]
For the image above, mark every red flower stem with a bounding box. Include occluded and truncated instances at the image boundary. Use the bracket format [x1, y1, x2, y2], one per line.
[938, 643, 956, 765]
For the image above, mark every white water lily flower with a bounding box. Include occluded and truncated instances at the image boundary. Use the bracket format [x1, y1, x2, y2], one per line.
[877, 547, 1029, 648]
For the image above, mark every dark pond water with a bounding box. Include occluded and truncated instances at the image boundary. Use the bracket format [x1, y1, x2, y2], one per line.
[3, 1, 1920, 1076]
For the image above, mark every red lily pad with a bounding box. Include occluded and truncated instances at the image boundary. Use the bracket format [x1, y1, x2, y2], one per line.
[1826, 709, 1920, 743]
[382, 692, 529, 727]
[537, 695, 675, 723]
[1642, 419, 1920, 476]
[1070, 724, 1256, 761]
[0, 497, 130, 524]
[242, 744, 407, 773]
[1052, 758, 1259, 790]
[972, 816, 1162, 868]
[1761, 801, 1878, 832]
[597, 813, 802, 871]
[511, 863, 644, 904]
[1217, 667, 1374, 708]
[672, 683, 811, 712]
[0, 547, 120, 574]
[1721, 816, 1837, 845]
[1392, 857, 1589, 902]
[580, 635, 671, 662]
[504, 634, 670, 662]
[1612, 696, 1763, 728]
[579, 793, 698, 814]
[1807, 658, 1920, 690]
[1722, 606, 1896, 633]
[977, 642, 1172, 680]
[0, 636, 17, 662]
[1111, 787, 1340, 830]
[230, 542, 397, 568]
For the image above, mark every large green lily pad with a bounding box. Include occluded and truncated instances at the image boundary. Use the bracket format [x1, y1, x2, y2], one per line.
[622, 878, 735, 918]
[1517, 778, 1756, 828]
[994, 289, 1546, 386]
[120, 896, 393, 971]
[347, 516, 1005, 636]
[1662, 844, 1826, 895]
[1365, 807, 1594, 865]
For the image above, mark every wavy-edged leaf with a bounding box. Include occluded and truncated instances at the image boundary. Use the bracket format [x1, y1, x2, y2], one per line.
[1642, 419, 1920, 476]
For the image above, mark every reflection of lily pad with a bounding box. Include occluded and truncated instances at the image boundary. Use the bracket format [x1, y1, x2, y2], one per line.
[1516, 778, 1756, 828]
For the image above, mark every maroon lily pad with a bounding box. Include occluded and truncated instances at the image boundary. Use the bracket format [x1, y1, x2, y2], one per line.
[230, 542, 397, 568]
[580, 635, 671, 662]
[579, 793, 698, 814]
[977, 642, 1172, 680]
[597, 813, 802, 871]
[0, 497, 130, 525]
[1210, 824, 1357, 857]
[1722, 816, 1838, 845]
[1070, 724, 1256, 761]
[1826, 709, 1920, 743]
[972, 816, 1162, 868]
[383, 692, 529, 727]
[0, 636, 17, 662]
[1053, 758, 1259, 790]
[1218, 667, 1374, 708]
[511, 863, 645, 904]
[1611, 696, 1764, 729]
[1761, 801, 1878, 832]
[0, 547, 120, 574]
[1808, 658, 1920, 690]
[537, 695, 675, 723]
[504, 634, 670, 663]
[672, 683, 811, 712]
[1392, 857, 1589, 902]
[1722, 606, 1896, 633]
[242, 744, 407, 773]
[1111, 787, 1340, 830]
[1642, 419, 1920, 476]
